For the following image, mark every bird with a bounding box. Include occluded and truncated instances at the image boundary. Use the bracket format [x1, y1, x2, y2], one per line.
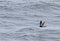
[40, 20, 45, 27]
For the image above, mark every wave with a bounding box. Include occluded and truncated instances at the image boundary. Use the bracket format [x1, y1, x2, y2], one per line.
[0, 27, 60, 41]
[0, 0, 60, 13]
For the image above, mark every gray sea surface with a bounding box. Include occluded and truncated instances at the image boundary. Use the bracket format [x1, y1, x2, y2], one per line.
[0, 0, 60, 41]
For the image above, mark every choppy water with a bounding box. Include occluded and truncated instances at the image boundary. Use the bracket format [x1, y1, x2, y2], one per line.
[0, 0, 60, 41]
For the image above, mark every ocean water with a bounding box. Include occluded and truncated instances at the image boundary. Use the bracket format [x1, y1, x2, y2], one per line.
[0, 0, 60, 41]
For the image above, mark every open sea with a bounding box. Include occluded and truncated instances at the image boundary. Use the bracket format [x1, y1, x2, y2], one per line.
[0, 0, 60, 41]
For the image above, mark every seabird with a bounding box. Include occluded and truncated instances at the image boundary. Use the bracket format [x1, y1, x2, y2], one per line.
[40, 20, 45, 27]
